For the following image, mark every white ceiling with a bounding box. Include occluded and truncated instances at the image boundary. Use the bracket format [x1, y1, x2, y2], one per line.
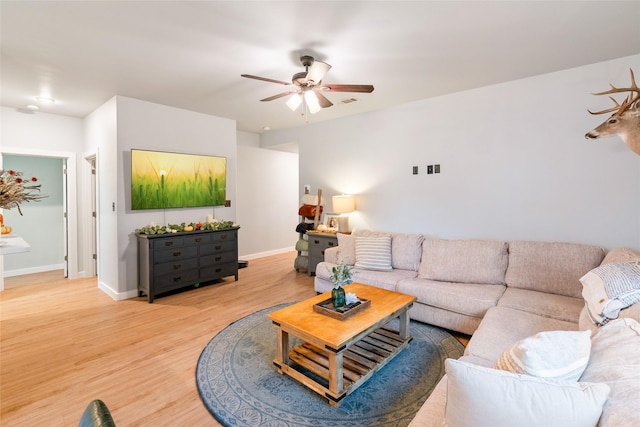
[2, 1, 639, 134]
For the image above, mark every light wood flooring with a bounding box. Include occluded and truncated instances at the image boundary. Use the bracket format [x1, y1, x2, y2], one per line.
[1, 252, 316, 426]
[1, 252, 468, 426]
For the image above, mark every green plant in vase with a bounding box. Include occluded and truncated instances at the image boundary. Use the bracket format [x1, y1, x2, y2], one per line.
[329, 262, 353, 308]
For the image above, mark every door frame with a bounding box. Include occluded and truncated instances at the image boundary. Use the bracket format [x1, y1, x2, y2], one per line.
[0, 147, 78, 290]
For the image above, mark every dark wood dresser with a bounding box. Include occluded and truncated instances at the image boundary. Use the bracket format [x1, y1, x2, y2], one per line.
[137, 227, 239, 302]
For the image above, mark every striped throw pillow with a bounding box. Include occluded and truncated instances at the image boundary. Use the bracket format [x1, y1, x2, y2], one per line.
[355, 236, 392, 271]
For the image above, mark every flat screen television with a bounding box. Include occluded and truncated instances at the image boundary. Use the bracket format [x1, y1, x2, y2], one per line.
[131, 149, 226, 210]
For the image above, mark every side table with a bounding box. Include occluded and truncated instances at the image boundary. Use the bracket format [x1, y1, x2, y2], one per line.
[307, 232, 338, 276]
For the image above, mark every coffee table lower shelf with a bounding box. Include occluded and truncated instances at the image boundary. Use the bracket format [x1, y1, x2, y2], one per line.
[275, 326, 412, 406]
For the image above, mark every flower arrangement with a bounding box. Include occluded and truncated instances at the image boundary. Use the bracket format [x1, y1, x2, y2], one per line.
[135, 220, 237, 235]
[330, 262, 353, 289]
[0, 169, 47, 215]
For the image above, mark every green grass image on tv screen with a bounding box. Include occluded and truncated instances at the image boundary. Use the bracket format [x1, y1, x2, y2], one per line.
[131, 149, 226, 210]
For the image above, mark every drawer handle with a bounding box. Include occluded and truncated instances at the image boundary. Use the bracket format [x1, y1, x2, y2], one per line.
[215, 245, 222, 250]
[329, 242, 335, 247]
[173, 276, 182, 282]
[215, 268, 222, 273]
[165, 241, 174, 247]
[221, 235, 227, 240]
[173, 251, 181, 257]
[321, 250, 325, 255]
[173, 264, 181, 270]
[215, 256, 222, 262]
[314, 240, 320, 244]
[195, 237, 202, 243]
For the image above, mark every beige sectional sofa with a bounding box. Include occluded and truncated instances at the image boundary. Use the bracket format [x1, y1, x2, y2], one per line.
[313, 229, 640, 426]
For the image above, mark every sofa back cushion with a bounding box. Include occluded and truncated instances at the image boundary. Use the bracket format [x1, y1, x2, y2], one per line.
[390, 233, 424, 271]
[352, 228, 424, 271]
[336, 233, 356, 265]
[418, 239, 509, 285]
[505, 241, 605, 298]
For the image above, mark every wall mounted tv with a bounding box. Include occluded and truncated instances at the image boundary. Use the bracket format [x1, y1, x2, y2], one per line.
[131, 149, 226, 210]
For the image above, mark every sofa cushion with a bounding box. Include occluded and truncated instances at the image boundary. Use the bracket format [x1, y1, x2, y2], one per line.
[390, 233, 424, 271]
[354, 236, 392, 271]
[352, 228, 424, 271]
[581, 262, 640, 326]
[444, 359, 610, 427]
[497, 287, 584, 323]
[600, 247, 640, 265]
[464, 306, 579, 365]
[505, 241, 605, 298]
[315, 262, 416, 292]
[397, 277, 505, 318]
[418, 239, 508, 285]
[579, 318, 640, 427]
[336, 233, 355, 265]
[494, 330, 591, 381]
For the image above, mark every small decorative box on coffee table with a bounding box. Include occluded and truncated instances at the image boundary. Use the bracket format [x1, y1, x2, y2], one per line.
[313, 298, 371, 320]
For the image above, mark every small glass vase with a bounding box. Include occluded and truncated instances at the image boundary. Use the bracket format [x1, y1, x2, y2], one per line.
[332, 286, 346, 308]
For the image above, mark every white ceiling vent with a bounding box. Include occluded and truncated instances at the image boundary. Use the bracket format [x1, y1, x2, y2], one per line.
[340, 97, 359, 104]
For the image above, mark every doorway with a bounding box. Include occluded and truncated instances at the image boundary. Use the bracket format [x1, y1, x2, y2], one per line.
[0, 149, 79, 290]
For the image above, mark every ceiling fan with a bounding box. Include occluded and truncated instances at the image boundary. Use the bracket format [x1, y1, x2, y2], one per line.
[241, 55, 374, 115]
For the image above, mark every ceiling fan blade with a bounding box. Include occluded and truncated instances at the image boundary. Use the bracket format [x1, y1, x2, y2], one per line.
[314, 90, 333, 108]
[321, 84, 374, 93]
[260, 91, 297, 102]
[306, 61, 331, 84]
[241, 74, 291, 86]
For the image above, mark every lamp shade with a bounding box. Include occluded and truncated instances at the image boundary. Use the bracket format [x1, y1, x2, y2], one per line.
[332, 194, 355, 214]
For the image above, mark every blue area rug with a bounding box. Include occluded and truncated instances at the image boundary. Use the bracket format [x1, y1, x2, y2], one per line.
[196, 303, 464, 427]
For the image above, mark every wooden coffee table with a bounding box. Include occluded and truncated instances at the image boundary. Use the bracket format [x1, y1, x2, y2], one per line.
[268, 283, 416, 406]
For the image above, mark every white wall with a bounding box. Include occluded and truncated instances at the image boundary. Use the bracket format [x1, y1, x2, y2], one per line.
[262, 55, 640, 251]
[0, 107, 84, 285]
[113, 96, 237, 297]
[84, 98, 118, 296]
[236, 131, 299, 259]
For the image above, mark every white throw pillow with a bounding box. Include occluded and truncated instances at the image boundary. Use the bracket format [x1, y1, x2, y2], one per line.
[581, 262, 640, 326]
[494, 330, 592, 381]
[354, 236, 392, 271]
[445, 359, 610, 427]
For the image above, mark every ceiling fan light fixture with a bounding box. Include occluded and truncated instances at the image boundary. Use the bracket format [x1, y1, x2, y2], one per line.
[286, 93, 302, 111]
[304, 91, 321, 114]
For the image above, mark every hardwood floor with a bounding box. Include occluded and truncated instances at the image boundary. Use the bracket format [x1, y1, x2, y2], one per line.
[1, 252, 316, 426]
[1, 252, 469, 426]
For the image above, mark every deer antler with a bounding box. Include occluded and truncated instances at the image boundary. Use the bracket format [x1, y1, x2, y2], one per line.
[589, 69, 640, 116]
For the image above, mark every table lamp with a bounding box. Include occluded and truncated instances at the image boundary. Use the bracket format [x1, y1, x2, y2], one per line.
[332, 194, 355, 233]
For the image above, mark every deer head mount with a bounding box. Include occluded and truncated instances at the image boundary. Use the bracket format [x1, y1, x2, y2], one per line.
[585, 68, 640, 156]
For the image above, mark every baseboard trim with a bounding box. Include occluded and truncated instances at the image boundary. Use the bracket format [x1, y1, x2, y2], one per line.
[239, 247, 294, 261]
[4, 264, 65, 278]
[98, 280, 138, 301]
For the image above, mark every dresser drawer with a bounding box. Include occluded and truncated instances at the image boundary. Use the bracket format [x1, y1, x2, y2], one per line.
[154, 257, 199, 277]
[154, 245, 198, 263]
[201, 262, 237, 279]
[186, 233, 211, 245]
[200, 240, 236, 256]
[200, 251, 237, 268]
[212, 230, 237, 243]
[154, 269, 200, 293]
[154, 236, 185, 249]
